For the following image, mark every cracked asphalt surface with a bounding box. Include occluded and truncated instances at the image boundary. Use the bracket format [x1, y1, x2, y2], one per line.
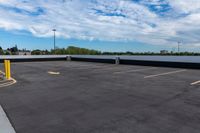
[0, 61, 200, 133]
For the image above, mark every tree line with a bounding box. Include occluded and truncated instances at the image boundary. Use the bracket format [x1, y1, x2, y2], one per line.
[31, 46, 101, 55]
[1, 45, 200, 56]
[32, 46, 200, 56]
[0, 45, 21, 55]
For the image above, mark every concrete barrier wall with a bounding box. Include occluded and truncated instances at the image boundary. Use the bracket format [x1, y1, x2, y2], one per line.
[0, 55, 200, 69]
[0, 55, 67, 63]
[71, 57, 115, 64]
[119, 59, 200, 69]
[5, 57, 67, 63]
[71, 56, 200, 69]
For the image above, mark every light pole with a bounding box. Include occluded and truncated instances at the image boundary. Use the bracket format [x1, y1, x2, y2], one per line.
[178, 41, 181, 53]
[52, 29, 56, 53]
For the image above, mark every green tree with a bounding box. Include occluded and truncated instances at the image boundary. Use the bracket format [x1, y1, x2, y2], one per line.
[31, 49, 42, 55]
[5, 50, 11, 55]
[0, 46, 4, 55]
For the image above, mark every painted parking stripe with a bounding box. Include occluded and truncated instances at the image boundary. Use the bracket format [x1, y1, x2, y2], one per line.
[80, 65, 117, 71]
[144, 69, 186, 78]
[191, 80, 200, 85]
[68, 64, 110, 69]
[93, 65, 120, 70]
[0, 79, 17, 88]
[113, 67, 156, 74]
[0, 105, 16, 133]
[48, 71, 60, 75]
[0, 71, 17, 88]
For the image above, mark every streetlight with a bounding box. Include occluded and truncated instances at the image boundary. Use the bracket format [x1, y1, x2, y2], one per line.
[52, 29, 56, 53]
[177, 41, 181, 53]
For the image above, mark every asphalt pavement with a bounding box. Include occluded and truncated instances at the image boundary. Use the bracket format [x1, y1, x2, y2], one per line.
[0, 61, 200, 133]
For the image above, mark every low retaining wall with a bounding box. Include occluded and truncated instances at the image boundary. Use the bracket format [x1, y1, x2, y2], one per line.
[119, 59, 200, 69]
[0, 55, 200, 69]
[0, 56, 67, 63]
[71, 57, 115, 64]
[5, 57, 66, 63]
[70, 56, 200, 69]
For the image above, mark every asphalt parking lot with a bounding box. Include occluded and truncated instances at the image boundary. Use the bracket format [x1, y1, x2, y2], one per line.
[1, 61, 200, 133]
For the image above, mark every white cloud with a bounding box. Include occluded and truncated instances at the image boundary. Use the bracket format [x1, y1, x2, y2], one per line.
[168, 0, 200, 13]
[0, 0, 199, 48]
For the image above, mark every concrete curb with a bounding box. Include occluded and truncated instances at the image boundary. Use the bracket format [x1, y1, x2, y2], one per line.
[0, 105, 16, 133]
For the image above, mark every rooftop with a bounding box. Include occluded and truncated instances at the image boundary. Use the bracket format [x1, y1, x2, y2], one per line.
[0, 61, 200, 133]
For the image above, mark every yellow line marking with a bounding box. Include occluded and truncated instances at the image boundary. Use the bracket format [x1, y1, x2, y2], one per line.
[0, 71, 5, 75]
[0, 71, 17, 88]
[144, 69, 186, 78]
[0, 79, 12, 83]
[0, 82, 15, 87]
[0, 79, 13, 83]
[48, 71, 60, 75]
[191, 80, 200, 85]
[113, 67, 156, 74]
[0, 78, 17, 88]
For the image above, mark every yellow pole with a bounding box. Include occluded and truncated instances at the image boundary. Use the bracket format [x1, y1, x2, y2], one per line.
[7, 60, 11, 80]
[4, 60, 6, 74]
[4, 60, 11, 80]
[4, 60, 7, 78]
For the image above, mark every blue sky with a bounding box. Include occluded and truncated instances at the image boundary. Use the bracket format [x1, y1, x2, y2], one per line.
[0, 0, 200, 52]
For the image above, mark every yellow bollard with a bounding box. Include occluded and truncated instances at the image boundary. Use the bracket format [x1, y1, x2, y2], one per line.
[4, 60, 7, 79]
[7, 60, 11, 80]
[4, 60, 7, 76]
[4, 60, 11, 80]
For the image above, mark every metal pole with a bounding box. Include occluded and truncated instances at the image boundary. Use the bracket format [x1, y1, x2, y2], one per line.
[54, 31, 55, 51]
[4, 60, 11, 80]
[115, 56, 120, 65]
[52, 29, 56, 54]
[178, 41, 180, 53]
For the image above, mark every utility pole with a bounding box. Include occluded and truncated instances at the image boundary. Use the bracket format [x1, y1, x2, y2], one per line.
[52, 29, 56, 54]
[178, 41, 181, 53]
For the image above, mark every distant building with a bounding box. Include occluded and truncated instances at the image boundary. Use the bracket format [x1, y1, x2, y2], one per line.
[160, 50, 168, 54]
[17, 51, 31, 55]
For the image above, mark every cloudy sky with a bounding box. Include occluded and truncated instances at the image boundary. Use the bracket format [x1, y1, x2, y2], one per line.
[0, 0, 199, 52]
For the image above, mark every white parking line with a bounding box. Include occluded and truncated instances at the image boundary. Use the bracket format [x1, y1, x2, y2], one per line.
[113, 67, 156, 74]
[144, 69, 186, 78]
[67, 64, 98, 68]
[191, 80, 200, 85]
[0, 105, 16, 133]
[48, 71, 60, 75]
[67, 64, 110, 69]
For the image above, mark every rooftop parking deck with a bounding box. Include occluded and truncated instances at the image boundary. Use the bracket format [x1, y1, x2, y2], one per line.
[0, 61, 200, 133]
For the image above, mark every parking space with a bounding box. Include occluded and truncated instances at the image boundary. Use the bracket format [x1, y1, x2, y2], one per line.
[0, 61, 200, 133]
